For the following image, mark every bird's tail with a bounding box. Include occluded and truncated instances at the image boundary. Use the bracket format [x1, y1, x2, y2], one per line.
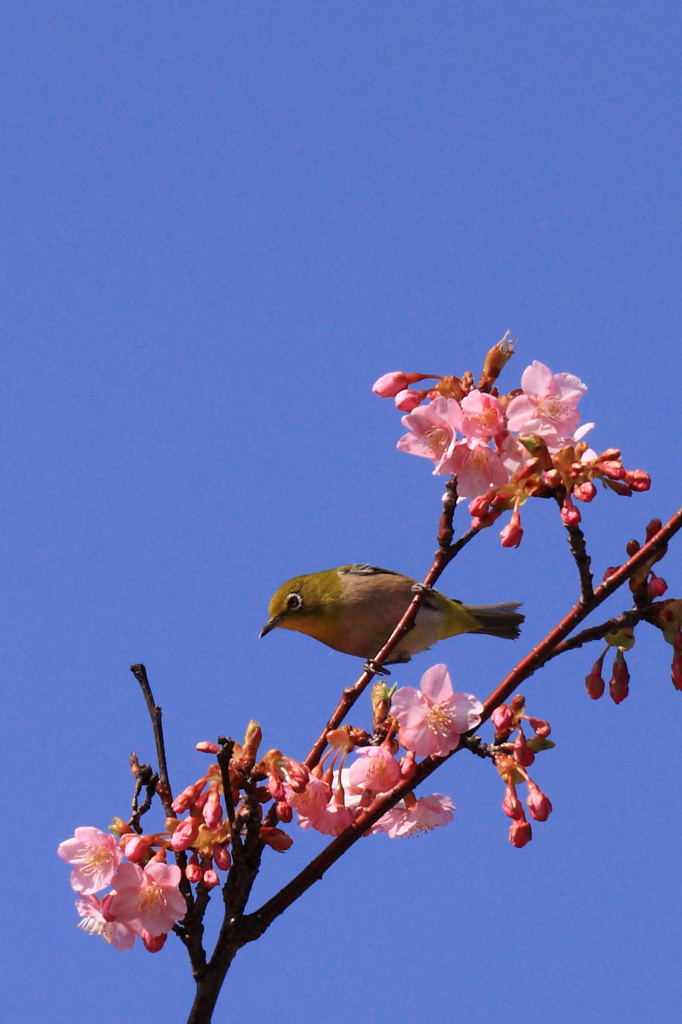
[466, 603, 524, 640]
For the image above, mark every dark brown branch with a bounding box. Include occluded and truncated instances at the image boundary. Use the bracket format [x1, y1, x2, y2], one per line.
[563, 514, 594, 601]
[130, 664, 175, 814]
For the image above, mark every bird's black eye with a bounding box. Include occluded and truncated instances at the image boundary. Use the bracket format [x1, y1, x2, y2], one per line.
[286, 592, 303, 611]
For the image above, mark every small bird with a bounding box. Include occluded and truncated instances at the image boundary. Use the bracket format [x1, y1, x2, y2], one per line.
[260, 565, 523, 664]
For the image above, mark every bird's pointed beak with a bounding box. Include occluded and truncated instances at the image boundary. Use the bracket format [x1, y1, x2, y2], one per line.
[259, 613, 283, 638]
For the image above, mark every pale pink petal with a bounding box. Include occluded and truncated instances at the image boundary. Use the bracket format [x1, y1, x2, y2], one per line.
[419, 663, 454, 703]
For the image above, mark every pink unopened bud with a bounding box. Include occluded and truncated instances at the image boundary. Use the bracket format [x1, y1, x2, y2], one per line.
[213, 843, 232, 871]
[647, 574, 668, 599]
[394, 388, 425, 412]
[259, 826, 294, 852]
[196, 741, 221, 754]
[560, 495, 581, 527]
[573, 480, 596, 502]
[171, 817, 201, 852]
[585, 651, 606, 700]
[172, 782, 205, 814]
[608, 650, 630, 704]
[509, 816, 532, 848]
[513, 729, 535, 768]
[372, 371, 435, 398]
[201, 866, 220, 890]
[491, 703, 515, 741]
[204, 787, 223, 831]
[185, 854, 202, 883]
[502, 782, 524, 820]
[526, 781, 552, 822]
[500, 507, 523, 548]
[624, 469, 651, 492]
[276, 800, 293, 823]
[121, 834, 153, 863]
[526, 716, 551, 738]
[142, 929, 167, 953]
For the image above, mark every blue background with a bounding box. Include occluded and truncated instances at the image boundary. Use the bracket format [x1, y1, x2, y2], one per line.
[4, 4, 681, 1022]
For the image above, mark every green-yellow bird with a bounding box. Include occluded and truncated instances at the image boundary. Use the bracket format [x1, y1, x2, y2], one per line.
[260, 565, 523, 664]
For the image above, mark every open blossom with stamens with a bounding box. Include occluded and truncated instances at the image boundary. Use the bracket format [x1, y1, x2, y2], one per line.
[347, 745, 402, 794]
[440, 438, 510, 497]
[374, 793, 455, 837]
[396, 397, 463, 473]
[109, 861, 187, 937]
[57, 827, 122, 895]
[506, 361, 586, 447]
[75, 894, 137, 951]
[459, 389, 506, 441]
[391, 664, 483, 758]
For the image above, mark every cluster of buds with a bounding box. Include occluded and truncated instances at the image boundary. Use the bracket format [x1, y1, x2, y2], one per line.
[490, 695, 553, 848]
[373, 336, 650, 546]
[586, 522, 682, 702]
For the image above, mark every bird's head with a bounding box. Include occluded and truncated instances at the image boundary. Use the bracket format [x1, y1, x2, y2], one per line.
[259, 570, 342, 640]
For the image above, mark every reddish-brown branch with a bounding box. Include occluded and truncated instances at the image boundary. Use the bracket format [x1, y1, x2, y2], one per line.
[237, 503, 682, 948]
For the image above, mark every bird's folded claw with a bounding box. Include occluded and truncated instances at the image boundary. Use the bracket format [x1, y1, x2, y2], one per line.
[363, 659, 391, 677]
[410, 582, 432, 594]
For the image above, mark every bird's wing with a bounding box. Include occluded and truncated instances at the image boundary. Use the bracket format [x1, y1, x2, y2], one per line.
[338, 565, 405, 578]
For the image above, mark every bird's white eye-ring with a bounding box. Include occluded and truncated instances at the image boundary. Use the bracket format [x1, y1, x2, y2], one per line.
[286, 592, 303, 611]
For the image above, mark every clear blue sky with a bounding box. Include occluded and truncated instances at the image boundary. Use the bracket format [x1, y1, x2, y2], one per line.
[4, 4, 681, 1023]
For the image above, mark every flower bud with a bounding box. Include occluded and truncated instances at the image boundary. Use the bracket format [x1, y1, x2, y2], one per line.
[526, 781, 552, 822]
[394, 389, 424, 412]
[372, 371, 432, 398]
[526, 716, 551, 737]
[608, 650, 630, 704]
[573, 480, 596, 502]
[213, 843, 232, 871]
[171, 817, 201, 852]
[142, 929, 167, 953]
[276, 800, 293, 823]
[491, 703, 515, 742]
[242, 721, 262, 766]
[647, 574, 668, 599]
[585, 652, 606, 700]
[185, 854, 202, 883]
[121, 834, 153, 864]
[560, 496, 581, 527]
[509, 816, 532, 848]
[259, 826, 294, 852]
[196, 741, 221, 754]
[500, 507, 523, 548]
[201, 866, 220, 890]
[502, 782, 523, 820]
[513, 730, 535, 768]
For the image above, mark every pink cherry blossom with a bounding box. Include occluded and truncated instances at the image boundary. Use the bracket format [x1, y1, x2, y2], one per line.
[396, 396, 463, 473]
[310, 799, 356, 836]
[459, 390, 506, 441]
[506, 361, 586, 447]
[374, 793, 455, 837]
[284, 771, 331, 829]
[440, 438, 510, 496]
[391, 664, 483, 758]
[347, 746, 402, 794]
[58, 826, 122, 895]
[109, 861, 187, 937]
[75, 894, 137, 951]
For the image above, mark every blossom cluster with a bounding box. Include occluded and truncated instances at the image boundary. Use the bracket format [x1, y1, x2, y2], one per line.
[269, 664, 481, 838]
[373, 342, 650, 545]
[58, 670, 487, 951]
[490, 694, 554, 847]
[57, 828, 186, 951]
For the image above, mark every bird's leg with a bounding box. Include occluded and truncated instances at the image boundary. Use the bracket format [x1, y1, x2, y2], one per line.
[410, 582, 432, 594]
